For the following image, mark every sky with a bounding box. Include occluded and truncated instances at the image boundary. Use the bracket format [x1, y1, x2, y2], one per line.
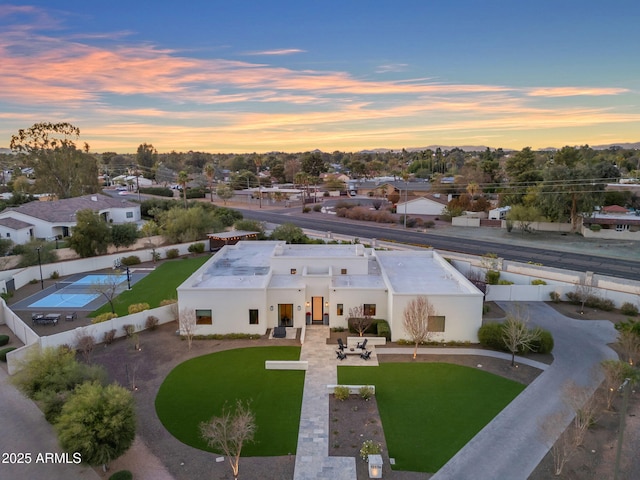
[1, 1, 639, 154]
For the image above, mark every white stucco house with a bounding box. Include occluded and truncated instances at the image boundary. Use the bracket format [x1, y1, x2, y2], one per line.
[395, 195, 449, 216]
[0, 194, 141, 244]
[177, 241, 484, 342]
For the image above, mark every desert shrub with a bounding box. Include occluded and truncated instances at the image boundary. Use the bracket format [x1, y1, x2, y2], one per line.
[485, 270, 501, 285]
[145, 315, 159, 330]
[374, 210, 395, 223]
[334, 385, 350, 401]
[313, 204, 322, 212]
[360, 439, 382, 461]
[165, 248, 180, 259]
[531, 279, 547, 285]
[0, 347, 16, 361]
[302, 207, 311, 213]
[565, 291, 581, 304]
[128, 303, 150, 314]
[478, 322, 507, 351]
[92, 312, 118, 324]
[359, 386, 374, 400]
[188, 242, 205, 254]
[121, 255, 141, 266]
[0, 334, 9, 347]
[424, 220, 436, 228]
[531, 329, 554, 354]
[376, 320, 391, 341]
[108, 471, 133, 480]
[160, 298, 177, 306]
[498, 279, 514, 285]
[185, 187, 206, 199]
[50, 270, 60, 280]
[123, 324, 135, 337]
[589, 224, 602, 232]
[620, 302, 639, 316]
[584, 295, 615, 311]
[41, 389, 68, 422]
[1, 291, 13, 301]
[103, 329, 117, 345]
[549, 291, 561, 303]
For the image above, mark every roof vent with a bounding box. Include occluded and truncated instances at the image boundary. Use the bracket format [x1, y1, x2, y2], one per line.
[91, 195, 98, 202]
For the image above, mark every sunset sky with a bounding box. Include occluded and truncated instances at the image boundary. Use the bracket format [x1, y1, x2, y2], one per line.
[1, 1, 639, 153]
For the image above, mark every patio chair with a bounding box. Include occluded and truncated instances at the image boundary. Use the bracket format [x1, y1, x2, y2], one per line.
[356, 338, 368, 350]
[337, 338, 346, 351]
[360, 350, 372, 360]
[336, 350, 347, 360]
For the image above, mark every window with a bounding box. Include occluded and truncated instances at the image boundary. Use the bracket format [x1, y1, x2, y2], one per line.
[126, 211, 134, 218]
[249, 309, 259, 325]
[195, 309, 212, 325]
[615, 224, 629, 232]
[336, 303, 344, 316]
[341, 268, 347, 275]
[363, 304, 376, 316]
[5, 233, 9, 238]
[428, 315, 446, 332]
[290, 268, 297, 274]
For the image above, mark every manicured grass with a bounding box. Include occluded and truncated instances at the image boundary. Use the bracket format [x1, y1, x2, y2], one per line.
[91, 256, 209, 317]
[338, 363, 525, 473]
[155, 346, 304, 456]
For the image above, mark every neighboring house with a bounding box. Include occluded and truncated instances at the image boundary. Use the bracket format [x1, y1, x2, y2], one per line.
[582, 206, 640, 239]
[395, 195, 449, 215]
[177, 241, 483, 341]
[0, 194, 141, 244]
[348, 179, 433, 198]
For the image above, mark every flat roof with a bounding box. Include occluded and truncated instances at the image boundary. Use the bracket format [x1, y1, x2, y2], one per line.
[375, 250, 480, 295]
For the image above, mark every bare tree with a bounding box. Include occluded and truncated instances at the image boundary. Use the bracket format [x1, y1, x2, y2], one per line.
[403, 296, 437, 359]
[348, 306, 373, 337]
[75, 334, 95, 363]
[540, 411, 575, 476]
[616, 329, 640, 366]
[563, 380, 600, 447]
[200, 399, 256, 480]
[501, 306, 541, 366]
[179, 308, 197, 350]
[574, 271, 594, 314]
[600, 359, 634, 410]
[89, 272, 126, 314]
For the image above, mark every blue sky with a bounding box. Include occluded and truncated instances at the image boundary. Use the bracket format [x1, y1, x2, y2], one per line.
[1, 1, 639, 153]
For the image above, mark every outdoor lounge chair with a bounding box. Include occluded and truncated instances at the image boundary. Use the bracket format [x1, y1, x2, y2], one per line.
[336, 350, 347, 360]
[360, 350, 372, 360]
[356, 338, 368, 350]
[273, 326, 287, 338]
[337, 338, 346, 351]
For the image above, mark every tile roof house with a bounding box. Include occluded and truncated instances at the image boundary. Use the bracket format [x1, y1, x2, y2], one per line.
[0, 194, 141, 244]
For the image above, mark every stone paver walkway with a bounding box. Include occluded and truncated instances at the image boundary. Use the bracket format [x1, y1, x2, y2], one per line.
[294, 326, 357, 480]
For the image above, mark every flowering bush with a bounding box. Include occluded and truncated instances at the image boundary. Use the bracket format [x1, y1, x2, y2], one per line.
[360, 439, 382, 461]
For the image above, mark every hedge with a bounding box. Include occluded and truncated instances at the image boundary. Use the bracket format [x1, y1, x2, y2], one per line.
[0, 334, 9, 347]
[478, 322, 508, 351]
[531, 329, 554, 354]
[139, 186, 173, 197]
[0, 347, 17, 361]
[108, 471, 133, 480]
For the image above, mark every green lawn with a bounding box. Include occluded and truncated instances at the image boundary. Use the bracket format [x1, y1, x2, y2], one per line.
[338, 363, 525, 473]
[91, 256, 209, 317]
[155, 346, 304, 456]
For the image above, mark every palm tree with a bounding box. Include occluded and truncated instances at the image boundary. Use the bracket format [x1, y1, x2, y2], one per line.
[203, 163, 215, 202]
[177, 170, 189, 208]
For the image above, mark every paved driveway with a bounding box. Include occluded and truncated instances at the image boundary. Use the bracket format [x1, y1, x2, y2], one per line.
[431, 302, 618, 480]
[0, 368, 99, 480]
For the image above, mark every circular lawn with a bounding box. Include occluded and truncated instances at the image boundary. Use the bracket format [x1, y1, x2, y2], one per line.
[155, 346, 303, 456]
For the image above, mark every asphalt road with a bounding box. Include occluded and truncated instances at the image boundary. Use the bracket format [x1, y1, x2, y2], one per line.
[237, 208, 640, 281]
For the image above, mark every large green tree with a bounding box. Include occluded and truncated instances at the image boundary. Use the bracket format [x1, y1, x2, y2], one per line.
[110, 223, 139, 251]
[160, 204, 225, 243]
[55, 381, 135, 468]
[68, 209, 111, 257]
[301, 152, 327, 177]
[10, 122, 99, 198]
[136, 143, 157, 169]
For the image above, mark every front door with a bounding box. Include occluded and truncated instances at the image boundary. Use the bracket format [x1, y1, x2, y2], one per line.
[312, 296, 323, 324]
[278, 304, 293, 327]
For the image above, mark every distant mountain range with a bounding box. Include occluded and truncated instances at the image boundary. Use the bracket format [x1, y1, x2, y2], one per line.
[1, 143, 639, 156]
